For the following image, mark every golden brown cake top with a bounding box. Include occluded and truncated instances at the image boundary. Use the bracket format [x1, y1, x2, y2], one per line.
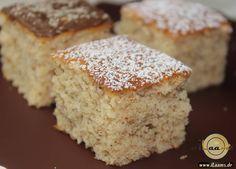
[1, 0, 111, 37]
[123, 0, 231, 35]
[54, 36, 191, 92]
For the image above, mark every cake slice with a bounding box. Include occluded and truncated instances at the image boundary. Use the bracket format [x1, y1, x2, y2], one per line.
[0, 0, 112, 107]
[116, 0, 232, 92]
[52, 36, 192, 166]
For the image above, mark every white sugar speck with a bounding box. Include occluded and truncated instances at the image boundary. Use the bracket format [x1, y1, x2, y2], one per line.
[54, 36, 191, 91]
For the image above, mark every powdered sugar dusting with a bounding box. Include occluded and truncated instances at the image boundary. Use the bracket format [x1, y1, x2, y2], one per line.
[125, 0, 228, 35]
[3, 0, 110, 37]
[55, 36, 191, 91]
[8, 0, 108, 28]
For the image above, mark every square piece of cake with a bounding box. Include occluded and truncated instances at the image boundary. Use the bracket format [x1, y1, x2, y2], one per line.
[0, 0, 112, 107]
[52, 36, 192, 166]
[116, 0, 232, 92]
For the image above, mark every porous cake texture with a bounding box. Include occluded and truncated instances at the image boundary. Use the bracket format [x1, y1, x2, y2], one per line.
[0, 0, 112, 107]
[52, 36, 192, 166]
[116, 0, 232, 92]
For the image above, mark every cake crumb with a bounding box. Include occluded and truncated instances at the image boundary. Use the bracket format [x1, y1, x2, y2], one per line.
[179, 155, 188, 160]
[0, 166, 7, 169]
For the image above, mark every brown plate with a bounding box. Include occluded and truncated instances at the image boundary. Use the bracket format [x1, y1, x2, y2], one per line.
[0, 4, 235, 169]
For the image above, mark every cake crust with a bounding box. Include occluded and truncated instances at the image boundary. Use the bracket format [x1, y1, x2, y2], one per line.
[121, 0, 232, 37]
[53, 36, 191, 93]
[0, 11, 112, 43]
[1, 0, 112, 38]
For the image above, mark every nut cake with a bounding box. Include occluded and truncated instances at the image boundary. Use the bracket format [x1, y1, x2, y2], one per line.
[0, 0, 112, 107]
[116, 0, 232, 92]
[52, 36, 192, 166]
